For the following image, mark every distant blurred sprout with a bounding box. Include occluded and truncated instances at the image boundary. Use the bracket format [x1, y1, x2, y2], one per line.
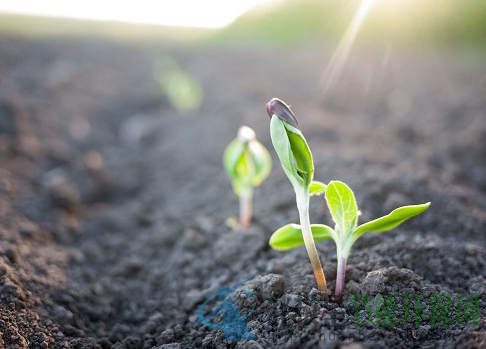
[223, 126, 272, 231]
[157, 56, 203, 113]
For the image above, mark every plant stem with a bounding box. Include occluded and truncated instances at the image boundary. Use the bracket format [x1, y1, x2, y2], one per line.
[334, 253, 347, 304]
[296, 191, 328, 298]
[239, 188, 253, 231]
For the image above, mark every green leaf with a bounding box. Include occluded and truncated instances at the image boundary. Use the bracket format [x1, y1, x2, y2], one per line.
[325, 181, 358, 236]
[285, 124, 314, 186]
[354, 202, 431, 237]
[270, 115, 314, 190]
[248, 140, 272, 187]
[309, 181, 326, 196]
[270, 115, 302, 189]
[223, 138, 247, 180]
[269, 223, 334, 251]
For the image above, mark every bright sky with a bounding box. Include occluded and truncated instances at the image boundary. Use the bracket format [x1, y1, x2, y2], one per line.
[0, 0, 280, 29]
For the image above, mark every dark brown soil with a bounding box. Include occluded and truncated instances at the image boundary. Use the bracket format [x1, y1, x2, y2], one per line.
[0, 37, 485, 349]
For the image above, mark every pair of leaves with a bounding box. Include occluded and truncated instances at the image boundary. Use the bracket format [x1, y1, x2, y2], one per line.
[223, 127, 272, 195]
[269, 181, 430, 251]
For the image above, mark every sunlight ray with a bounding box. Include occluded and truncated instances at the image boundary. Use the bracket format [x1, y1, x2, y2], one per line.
[318, 0, 375, 99]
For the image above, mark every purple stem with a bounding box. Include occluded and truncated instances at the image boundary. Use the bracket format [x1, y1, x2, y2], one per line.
[334, 255, 347, 304]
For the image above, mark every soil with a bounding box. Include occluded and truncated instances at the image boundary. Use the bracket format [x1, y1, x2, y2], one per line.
[0, 37, 485, 349]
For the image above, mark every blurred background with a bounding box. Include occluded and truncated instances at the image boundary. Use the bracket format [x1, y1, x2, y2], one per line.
[1, 0, 485, 48]
[1, 0, 485, 115]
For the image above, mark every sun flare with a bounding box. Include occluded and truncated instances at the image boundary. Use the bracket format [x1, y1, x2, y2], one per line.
[318, 0, 375, 99]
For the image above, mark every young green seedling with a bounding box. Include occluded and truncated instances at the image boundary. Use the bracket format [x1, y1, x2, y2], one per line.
[266, 98, 329, 297]
[270, 180, 430, 303]
[223, 126, 272, 231]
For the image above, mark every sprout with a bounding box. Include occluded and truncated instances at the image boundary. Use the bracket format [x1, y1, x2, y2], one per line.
[270, 180, 430, 303]
[223, 126, 272, 231]
[157, 56, 203, 113]
[266, 98, 329, 297]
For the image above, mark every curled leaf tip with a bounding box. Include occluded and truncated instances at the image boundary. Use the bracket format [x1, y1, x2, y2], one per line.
[238, 125, 256, 143]
[266, 98, 300, 130]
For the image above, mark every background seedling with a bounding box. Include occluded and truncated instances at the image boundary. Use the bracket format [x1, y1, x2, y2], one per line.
[266, 98, 329, 297]
[270, 180, 430, 303]
[156, 55, 203, 113]
[223, 126, 272, 231]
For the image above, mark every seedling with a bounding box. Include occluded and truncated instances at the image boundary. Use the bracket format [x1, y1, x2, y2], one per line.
[157, 55, 203, 113]
[266, 98, 329, 297]
[270, 180, 430, 303]
[223, 126, 272, 231]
